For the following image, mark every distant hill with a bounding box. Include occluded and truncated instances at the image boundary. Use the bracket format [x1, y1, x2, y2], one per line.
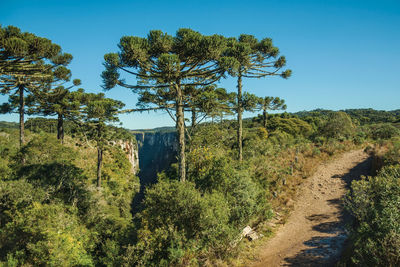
[0, 121, 18, 129]
[294, 108, 400, 124]
[131, 126, 176, 134]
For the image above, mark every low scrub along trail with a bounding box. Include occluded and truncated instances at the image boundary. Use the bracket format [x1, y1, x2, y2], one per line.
[250, 149, 371, 267]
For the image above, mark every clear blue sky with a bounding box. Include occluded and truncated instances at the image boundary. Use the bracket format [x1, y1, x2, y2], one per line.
[1, 0, 399, 129]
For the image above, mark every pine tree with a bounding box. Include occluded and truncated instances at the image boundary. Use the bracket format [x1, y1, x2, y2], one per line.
[102, 29, 229, 182]
[30, 76, 82, 143]
[81, 93, 125, 188]
[257, 96, 287, 128]
[0, 25, 72, 148]
[223, 34, 291, 161]
[184, 85, 233, 131]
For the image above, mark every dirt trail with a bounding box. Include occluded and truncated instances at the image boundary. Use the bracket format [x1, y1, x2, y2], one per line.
[250, 150, 371, 267]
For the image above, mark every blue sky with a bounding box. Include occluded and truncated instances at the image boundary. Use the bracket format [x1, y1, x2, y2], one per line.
[1, 0, 399, 129]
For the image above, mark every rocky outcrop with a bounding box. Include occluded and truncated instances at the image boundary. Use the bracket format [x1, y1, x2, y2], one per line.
[130, 131, 177, 212]
[112, 139, 139, 174]
[134, 131, 177, 186]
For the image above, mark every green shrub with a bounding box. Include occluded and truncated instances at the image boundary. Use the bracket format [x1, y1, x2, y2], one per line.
[268, 117, 314, 137]
[0, 180, 46, 228]
[17, 133, 77, 164]
[370, 123, 400, 140]
[382, 138, 400, 166]
[345, 165, 400, 266]
[321, 111, 355, 140]
[0, 130, 19, 180]
[130, 179, 236, 265]
[1, 202, 94, 266]
[0, 133, 139, 266]
[187, 149, 269, 226]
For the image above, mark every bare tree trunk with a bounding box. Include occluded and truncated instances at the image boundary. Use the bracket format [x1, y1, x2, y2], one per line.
[237, 71, 243, 162]
[18, 85, 25, 148]
[175, 84, 186, 182]
[57, 113, 64, 144]
[97, 147, 103, 187]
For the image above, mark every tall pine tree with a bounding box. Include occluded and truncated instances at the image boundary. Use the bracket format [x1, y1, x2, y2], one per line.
[102, 29, 229, 182]
[0, 25, 73, 148]
[223, 34, 291, 161]
[81, 92, 125, 188]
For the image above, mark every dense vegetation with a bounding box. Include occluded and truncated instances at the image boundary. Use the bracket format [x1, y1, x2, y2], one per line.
[344, 131, 400, 266]
[2, 110, 400, 266]
[0, 129, 139, 266]
[1, 25, 399, 266]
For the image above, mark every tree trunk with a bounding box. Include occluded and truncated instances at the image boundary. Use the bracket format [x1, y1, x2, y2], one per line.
[97, 147, 103, 187]
[57, 113, 64, 144]
[263, 107, 267, 129]
[18, 85, 25, 148]
[191, 108, 196, 129]
[237, 71, 243, 162]
[175, 84, 186, 182]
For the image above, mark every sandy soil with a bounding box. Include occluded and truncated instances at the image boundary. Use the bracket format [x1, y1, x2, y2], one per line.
[249, 150, 371, 267]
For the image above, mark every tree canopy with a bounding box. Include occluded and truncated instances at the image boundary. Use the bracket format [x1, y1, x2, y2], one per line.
[222, 34, 291, 161]
[0, 25, 74, 148]
[102, 28, 231, 182]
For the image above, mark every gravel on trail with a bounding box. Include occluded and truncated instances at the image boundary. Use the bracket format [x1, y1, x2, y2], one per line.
[250, 150, 371, 267]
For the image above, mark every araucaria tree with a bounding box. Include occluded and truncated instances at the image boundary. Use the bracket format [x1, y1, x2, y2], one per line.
[224, 35, 292, 161]
[257, 96, 286, 128]
[0, 25, 73, 147]
[81, 93, 125, 188]
[31, 77, 82, 143]
[102, 29, 228, 182]
[184, 85, 234, 131]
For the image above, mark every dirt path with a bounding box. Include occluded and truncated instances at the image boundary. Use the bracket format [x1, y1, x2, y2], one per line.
[250, 150, 371, 267]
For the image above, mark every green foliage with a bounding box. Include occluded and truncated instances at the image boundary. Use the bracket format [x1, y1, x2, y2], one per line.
[130, 179, 235, 265]
[369, 123, 400, 140]
[296, 108, 400, 126]
[1, 25, 75, 146]
[382, 138, 400, 166]
[321, 111, 355, 140]
[0, 130, 18, 179]
[345, 165, 400, 266]
[344, 108, 400, 125]
[0, 132, 139, 265]
[187, 148, 269, 226]
[268, 116, 314, 137]
[0, 179, 46, 228]
[1, 202, 94, 266]
[0, 121, 18, 129]
[18, 133, 77, 164]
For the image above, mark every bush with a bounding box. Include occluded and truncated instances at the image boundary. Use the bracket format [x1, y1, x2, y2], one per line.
[17, 133, 77, 164]
[0, 133, 139, 266]
[345, 165, 400, 266]
[268, 117, 314, 137]
[0, 180, 46, 228]
[0, 130, 19, 180]
[321, 111, 355, 140]
[370, 123, 400, 140]
[382, 138, 400, 166]
[187, 149, 269, 226]
[130, 179, 236, 265]
[1, 202, 94, 266]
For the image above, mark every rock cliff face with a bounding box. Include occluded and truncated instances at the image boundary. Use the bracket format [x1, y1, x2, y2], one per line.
[113, 140, 139, 174]
[134, 131, 177, 186]
[128, 131, 177, 212]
